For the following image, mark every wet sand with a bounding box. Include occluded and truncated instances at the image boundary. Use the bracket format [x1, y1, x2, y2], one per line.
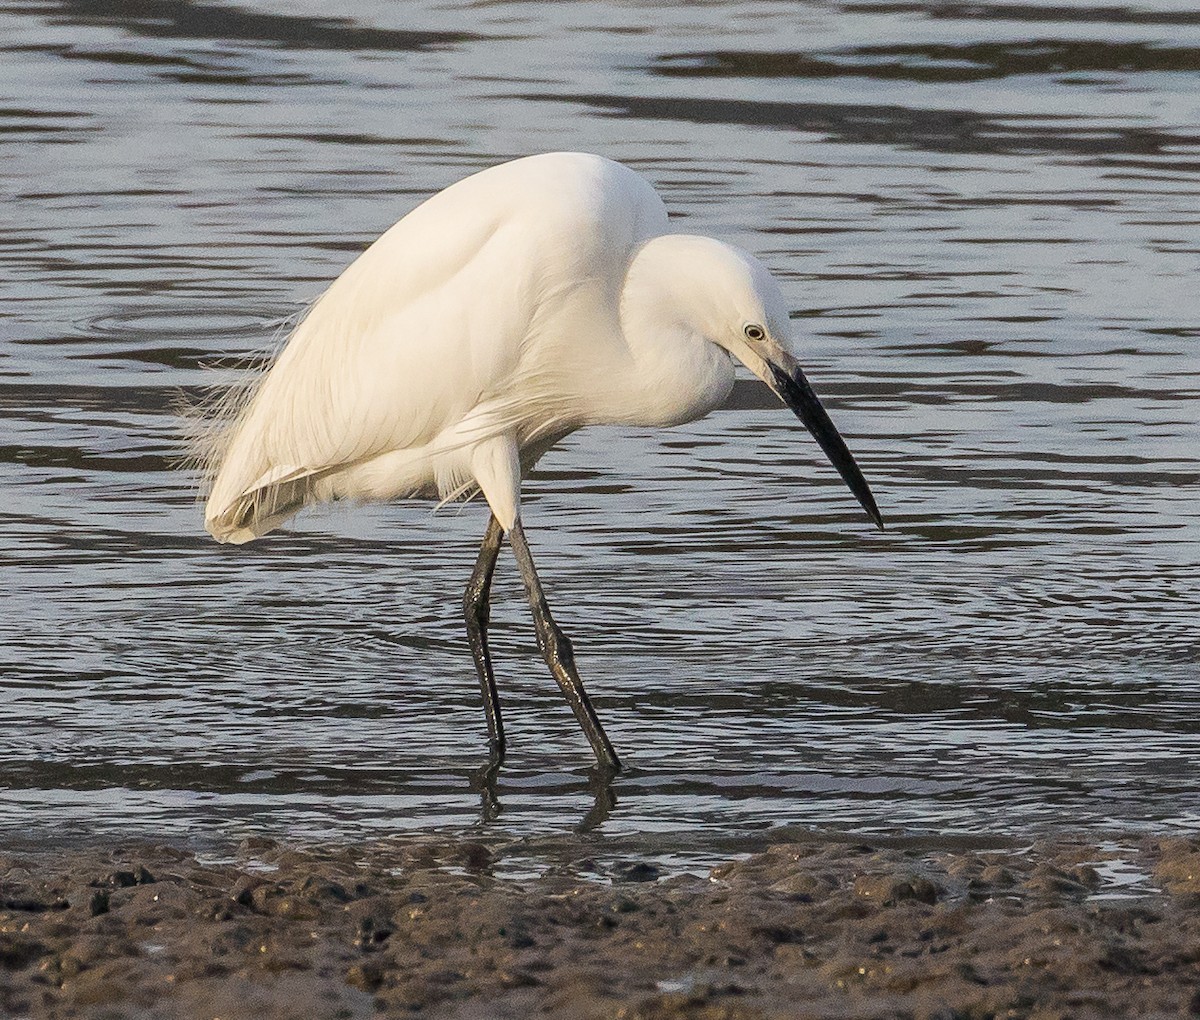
[3, 835, 1199, 1019]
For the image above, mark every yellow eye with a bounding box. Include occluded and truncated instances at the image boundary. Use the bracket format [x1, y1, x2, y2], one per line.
[743, 323, 765, 341]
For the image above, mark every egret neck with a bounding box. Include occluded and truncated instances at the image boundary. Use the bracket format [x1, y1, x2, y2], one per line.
[615, 232, 883, 530]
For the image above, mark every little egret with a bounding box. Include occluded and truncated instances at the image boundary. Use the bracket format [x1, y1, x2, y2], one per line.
[200, 152, 882, 771]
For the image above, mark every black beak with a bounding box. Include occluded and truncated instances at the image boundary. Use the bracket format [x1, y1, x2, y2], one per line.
[766, 359, 884, 530]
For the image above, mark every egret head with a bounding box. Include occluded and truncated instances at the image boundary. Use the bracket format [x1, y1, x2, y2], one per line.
[635, 234, 884, 530]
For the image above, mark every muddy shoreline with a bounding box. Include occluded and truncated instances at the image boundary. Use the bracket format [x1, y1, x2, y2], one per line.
[3, 834, 1199, 1019]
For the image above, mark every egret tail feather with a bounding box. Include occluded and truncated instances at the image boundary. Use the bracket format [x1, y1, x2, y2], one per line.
[205, 469, 324, 543]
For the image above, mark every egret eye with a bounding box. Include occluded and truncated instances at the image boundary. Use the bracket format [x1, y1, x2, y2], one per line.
[743, 323, 765, 341]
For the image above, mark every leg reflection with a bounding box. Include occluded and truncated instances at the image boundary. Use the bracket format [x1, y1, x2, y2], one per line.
[578, 765, 617, 832]
[472, 760, 502, 823]
[471, 763, 618, 830]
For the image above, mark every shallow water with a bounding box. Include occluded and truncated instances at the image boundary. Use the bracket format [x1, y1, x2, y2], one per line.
[2, 0, 1198, 866]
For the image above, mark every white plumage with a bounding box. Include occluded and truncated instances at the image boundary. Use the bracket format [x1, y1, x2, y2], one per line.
[205, 152, 755, 542]
[200, 151, 881, 768]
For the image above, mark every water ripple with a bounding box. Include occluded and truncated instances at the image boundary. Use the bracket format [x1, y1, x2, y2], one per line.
[0, 0, 1197, 858]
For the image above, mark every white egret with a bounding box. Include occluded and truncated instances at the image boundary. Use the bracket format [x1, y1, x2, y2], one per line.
[200, 152, 882, 771]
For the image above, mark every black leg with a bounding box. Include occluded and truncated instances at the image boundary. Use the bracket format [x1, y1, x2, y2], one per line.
[464, 513, 505, 760]
[508, 518, 621, 771]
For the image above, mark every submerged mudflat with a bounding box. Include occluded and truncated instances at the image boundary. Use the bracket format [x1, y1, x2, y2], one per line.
[3, 835, 1198, 1019]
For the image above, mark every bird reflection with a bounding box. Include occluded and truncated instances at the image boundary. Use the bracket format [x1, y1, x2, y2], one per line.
[471, 762, 617, 829]
[472, 760, 503, 823]
[577, 768, 617, 832]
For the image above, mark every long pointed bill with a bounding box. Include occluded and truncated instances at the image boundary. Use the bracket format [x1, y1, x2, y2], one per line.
[759, 349, 884, 530]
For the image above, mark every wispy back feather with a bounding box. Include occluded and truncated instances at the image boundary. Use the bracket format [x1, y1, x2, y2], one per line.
[178, 310, 305, 535]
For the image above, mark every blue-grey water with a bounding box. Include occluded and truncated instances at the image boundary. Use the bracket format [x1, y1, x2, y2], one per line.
[2, 0, 1198, 867]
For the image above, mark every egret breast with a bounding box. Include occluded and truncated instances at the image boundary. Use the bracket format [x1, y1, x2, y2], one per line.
[616, 336, 736, 429]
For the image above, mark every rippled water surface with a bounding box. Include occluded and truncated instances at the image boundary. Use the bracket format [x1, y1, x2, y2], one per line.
[2, 0, 1198, 865]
